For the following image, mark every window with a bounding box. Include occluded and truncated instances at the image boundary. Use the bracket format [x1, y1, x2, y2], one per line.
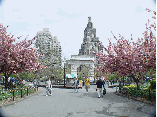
[87, 51, 89, 55]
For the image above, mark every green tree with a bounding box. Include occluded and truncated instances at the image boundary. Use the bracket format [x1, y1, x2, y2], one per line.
[107, 73, 120, 81]
[145, 69, 156, 79]
[77, 65, 91, 80]
[27, 71, 36, 81]
[17, 71, 35, 81]
[10, 73, 18, 79]
[65, 67, 71, 74]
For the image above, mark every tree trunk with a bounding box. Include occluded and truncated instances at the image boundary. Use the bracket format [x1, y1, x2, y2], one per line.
[139, 73, 143, 84]
[135, 81, 139, 90]
[129, 77, 130, 85]
[5, 76, 8, 90]
[130, 73, 139, 90]
[123, 76, 124, 86]
[142, 75, 143, 84]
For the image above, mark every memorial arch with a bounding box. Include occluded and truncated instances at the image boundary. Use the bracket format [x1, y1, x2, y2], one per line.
[77, 64, 93, 80]
[67, 55, 95, 79]
[66, 16, 103, 81]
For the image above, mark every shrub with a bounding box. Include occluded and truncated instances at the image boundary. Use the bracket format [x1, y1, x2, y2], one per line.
[120, 83, 156, 101]
[150, 80, 156, 90]
[123, 85, 135, 88]
[150, 92, 156, 101]
[139, 84, 150, 90]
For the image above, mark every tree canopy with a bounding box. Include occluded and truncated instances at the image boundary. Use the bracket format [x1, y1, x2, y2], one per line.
[92, 9, 156, 89]
[0, 24, 46, 88]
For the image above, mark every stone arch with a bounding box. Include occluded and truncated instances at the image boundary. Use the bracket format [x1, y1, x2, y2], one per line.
[77, 64, 87, 72]
[70, 60, 94, 80]
[77, 64, 90, 80]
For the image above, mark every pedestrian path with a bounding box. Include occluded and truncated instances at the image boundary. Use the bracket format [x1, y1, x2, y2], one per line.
[1, 85, 155, 117]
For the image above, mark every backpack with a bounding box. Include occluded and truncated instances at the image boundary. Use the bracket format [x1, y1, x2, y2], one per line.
[77, 80, 79, 85]
[73, 80, 79, 86]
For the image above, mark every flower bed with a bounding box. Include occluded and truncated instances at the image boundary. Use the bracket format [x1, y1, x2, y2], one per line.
[0, 85, 36, 105]
[119, 84, 156, 103]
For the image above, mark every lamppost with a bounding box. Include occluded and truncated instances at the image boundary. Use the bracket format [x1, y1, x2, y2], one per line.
[64, 63, 65, 87]
[63, 62, 66, 88]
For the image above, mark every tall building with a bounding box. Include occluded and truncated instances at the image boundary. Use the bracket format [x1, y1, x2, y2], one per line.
[35, 28, 62, 67]
[51, 36, 62, 66]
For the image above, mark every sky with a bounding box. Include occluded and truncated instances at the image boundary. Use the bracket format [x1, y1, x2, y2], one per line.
[0, 0, 156, 62]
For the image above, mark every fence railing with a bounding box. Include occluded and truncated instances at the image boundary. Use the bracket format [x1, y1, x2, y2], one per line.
[0, 86, 37, 104]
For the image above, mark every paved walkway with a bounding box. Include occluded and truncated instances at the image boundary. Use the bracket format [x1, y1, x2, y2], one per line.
[1, 85, 156, 117]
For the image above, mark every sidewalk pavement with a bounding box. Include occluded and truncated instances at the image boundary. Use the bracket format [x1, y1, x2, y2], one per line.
[1, 85, 155, 117]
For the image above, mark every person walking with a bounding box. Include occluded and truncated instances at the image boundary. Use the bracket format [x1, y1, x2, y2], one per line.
[103, 80, 105, 88]
[85, 77, 90, 93]
[45, 78, 52, 96]
[8, 77, 11, 88]
[107, 80, 109, 87]
[80, 80, 82, 88]
[73, 78, 79, 92]
[119, 81, 122, 93]
[22, 79, 26, 85]
[33, 78, 37, 91]
[96, 78, 104, 98]
[82, 80, 85, 86]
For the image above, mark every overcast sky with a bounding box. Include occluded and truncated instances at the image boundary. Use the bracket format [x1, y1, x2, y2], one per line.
[0, 0, 156, 61]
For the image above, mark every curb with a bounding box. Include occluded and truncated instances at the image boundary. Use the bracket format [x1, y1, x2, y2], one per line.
[0, 91, 41, 108]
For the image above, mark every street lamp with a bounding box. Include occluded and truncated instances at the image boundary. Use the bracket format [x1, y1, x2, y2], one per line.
[64, 63, 65, 87]
[63, 62, 66, 88]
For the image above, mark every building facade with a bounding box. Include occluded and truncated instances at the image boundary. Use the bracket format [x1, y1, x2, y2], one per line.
[35, 28, 62, 67]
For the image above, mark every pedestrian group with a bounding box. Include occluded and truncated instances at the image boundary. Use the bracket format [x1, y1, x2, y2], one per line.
[43, 77, 106, 98]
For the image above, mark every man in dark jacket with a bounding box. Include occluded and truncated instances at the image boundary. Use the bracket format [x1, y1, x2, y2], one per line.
[96, 78, 104, 98]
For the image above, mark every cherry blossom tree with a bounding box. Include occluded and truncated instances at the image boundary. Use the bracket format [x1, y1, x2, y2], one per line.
[0, 24, 46, 89]
[93, 8, 156, 89]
